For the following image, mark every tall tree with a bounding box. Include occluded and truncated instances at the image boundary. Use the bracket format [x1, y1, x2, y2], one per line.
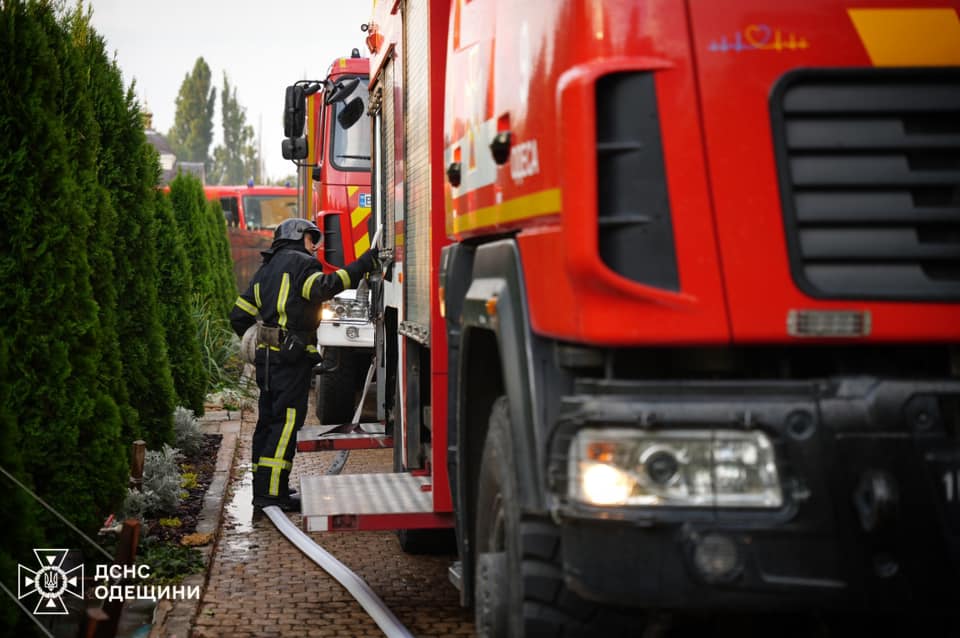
[169, 56, 216, 172]
[211, 72, 259, 185]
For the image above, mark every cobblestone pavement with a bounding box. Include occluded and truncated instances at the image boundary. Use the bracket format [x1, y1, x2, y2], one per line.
[191, 382, 475, 637]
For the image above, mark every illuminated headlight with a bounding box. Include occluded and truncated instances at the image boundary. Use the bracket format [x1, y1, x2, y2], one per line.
[568, 428, 782, 508]
[320, 297, 368, 321]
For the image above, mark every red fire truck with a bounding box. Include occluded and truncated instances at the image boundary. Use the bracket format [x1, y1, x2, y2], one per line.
[285, 0, 960, 633]
[206, 184, 298, 289]
[283, 52, 376, 425]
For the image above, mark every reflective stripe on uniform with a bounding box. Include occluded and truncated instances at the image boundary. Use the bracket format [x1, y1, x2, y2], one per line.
[302, 272, 322, 300]
[265, 407, 298, 496]
[254, 283, 262, 308]
[235, 297, 258, 316]
[335, 269, 350, 289]
[257, 455, 294, 497]
[306, 345, 318, 353]
[277, 273, 291, 329]
[256, 344, 281, 351]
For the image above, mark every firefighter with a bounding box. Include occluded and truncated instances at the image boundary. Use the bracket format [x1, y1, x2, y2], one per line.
[229, 218, 378, 511]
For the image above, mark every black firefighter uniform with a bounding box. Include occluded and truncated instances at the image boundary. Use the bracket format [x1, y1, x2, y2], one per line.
[229, 243, 372, 504]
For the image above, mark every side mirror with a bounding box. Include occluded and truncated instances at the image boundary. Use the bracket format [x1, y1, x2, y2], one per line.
[281, 137, 308, 160]
[337, 97, 365, 130]
[324, 77, 360, 105]
[284, 85, 306, 138]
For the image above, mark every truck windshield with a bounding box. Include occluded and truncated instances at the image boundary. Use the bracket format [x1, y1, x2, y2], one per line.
[242, 195, 298, 231]
[330, 75, 370, 171]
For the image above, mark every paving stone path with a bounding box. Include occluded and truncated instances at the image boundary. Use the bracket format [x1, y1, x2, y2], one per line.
[188, 387, 475, 638]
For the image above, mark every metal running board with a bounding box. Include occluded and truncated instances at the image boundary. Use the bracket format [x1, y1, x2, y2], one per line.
[297, 423, 392, 451]
[299, 472, 453, 533]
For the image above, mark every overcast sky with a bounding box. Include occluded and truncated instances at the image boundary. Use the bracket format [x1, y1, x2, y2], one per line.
[87, 0, 373, 182]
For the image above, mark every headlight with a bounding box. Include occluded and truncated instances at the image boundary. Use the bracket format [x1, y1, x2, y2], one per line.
[320, 297, 368, 321]
[568, 428, 782, 508]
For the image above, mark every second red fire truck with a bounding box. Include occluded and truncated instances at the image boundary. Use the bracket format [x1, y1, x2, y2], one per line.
[283, 51, 376, 425]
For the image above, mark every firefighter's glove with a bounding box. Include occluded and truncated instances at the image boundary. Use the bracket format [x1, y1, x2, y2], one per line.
[345, 248, 380, 288]
[357, 248, 380, 275]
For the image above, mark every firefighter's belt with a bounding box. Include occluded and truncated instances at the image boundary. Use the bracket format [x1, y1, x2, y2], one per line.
[257, 325, 315, 348]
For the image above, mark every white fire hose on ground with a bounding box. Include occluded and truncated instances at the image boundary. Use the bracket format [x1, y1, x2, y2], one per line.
[263, 505, 413, 638]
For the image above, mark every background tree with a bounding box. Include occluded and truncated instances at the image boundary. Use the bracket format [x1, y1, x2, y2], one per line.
[169, 56, 216, 173]
[211, 72, 259, 185]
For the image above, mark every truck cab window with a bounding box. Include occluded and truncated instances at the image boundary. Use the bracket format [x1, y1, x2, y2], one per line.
[220, 196, 240, 228]
[243, 195, 298, 231]
[330, 76, 371, 171]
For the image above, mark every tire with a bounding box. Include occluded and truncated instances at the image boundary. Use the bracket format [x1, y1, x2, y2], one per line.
[475, 396, 619, 637]
[315, 347, 370, 424]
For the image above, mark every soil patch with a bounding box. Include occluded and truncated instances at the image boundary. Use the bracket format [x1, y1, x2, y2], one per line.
[143, 433, 221, 544]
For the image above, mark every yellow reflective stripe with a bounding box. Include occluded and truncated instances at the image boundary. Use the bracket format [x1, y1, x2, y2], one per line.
[336, 269, 351, 289]
[449, 187, 562, 235]
[257, 455, 294, 497]
[348, 186, 359, 197]
[277, 273, 291, 329]
[274, 408, 297, 459]
[351, 206, 369, 228]
[302, 272, 322, 300]
[306, 345, 318, 353]
[256, 344, 281, 351]
[848, 9, 960, 66]
[353, 232, 370, 257]
[266, 408, 298, 496]
[235, 297, 258, 316]
[254, 283, 262, 308]
[258, 457, 292, 470]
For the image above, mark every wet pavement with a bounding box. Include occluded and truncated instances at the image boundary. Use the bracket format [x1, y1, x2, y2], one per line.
[188, 382, 475, 637]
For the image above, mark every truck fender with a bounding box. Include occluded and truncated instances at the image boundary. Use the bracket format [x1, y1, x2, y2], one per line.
[443, 239, 548, 606]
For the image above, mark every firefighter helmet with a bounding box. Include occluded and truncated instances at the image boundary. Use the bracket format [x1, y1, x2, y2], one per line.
[274, 218, 321, 243]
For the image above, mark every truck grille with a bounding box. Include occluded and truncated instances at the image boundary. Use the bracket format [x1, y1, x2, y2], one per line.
[771, 68, 960, 301]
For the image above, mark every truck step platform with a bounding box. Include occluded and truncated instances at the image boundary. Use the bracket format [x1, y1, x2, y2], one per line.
[299, 472, 453, 533]
[297, 423, 393, 452]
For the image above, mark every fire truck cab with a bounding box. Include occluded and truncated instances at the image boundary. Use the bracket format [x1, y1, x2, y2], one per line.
[282, 51, 376, 426]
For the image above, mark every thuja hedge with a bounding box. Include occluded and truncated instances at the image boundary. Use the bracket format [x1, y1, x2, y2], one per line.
[0, 2, 238, 611]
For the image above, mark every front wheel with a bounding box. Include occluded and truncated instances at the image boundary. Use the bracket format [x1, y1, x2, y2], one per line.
[315, 347, 369, 425]
[474, 396, 608, 637]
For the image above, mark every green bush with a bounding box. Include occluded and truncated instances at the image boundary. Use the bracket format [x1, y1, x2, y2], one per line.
[109, 110, 178, 449]
[155, 190, 206, 415]
[206, 197, 238, 316]
[0, 0, 125, 549]
[137, 538, 205, 586]
[169, 174, 215, 301]
[194, 295, 243, 391]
